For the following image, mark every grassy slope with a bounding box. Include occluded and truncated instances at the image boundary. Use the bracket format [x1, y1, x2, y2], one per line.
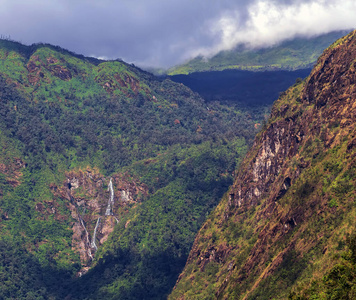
[170, 30, 356, 299]
[167, 31, 348, 75]
[0, 40, 264, 299]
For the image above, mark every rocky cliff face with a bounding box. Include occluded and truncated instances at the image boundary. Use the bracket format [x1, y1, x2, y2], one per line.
[49, 167, 148, 275]
[170, 30, 356, 299]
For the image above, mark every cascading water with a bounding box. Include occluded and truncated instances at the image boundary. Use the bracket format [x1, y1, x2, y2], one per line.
[79, 216, 94, 260]
[69, 193, 94, 260]
[105, 178, 114, 216]
[68, 177, 120, 269]
[91, 217, 101, 251]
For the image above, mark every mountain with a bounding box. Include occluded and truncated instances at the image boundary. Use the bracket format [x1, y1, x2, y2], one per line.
[0, 39, 264, 299]
[170, 30, 356, 299]
[169, 68, 311, 107]
[167, 31, 349, 75]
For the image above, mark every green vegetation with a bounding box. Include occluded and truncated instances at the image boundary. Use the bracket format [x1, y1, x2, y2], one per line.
[167, 31, 347, 75]
[0, 39, 264, 299]
[289, 233, 356, 299]
[1, 29, 351, 300]
[70, 139, 247, 299]
[171, 29, 356, 299]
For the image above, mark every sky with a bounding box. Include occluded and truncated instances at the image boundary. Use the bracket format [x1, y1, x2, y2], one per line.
[0, 0, 355, 68]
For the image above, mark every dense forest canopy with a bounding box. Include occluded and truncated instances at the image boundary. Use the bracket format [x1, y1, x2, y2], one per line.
[0, 39, 273, 299]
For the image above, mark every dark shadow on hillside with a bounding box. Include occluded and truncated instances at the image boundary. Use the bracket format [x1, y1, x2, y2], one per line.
[169, 69, 311, 107]
[68, 245, 188, 300]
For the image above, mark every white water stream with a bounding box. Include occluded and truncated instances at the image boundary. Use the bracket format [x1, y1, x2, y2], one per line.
[105, 178, 114, 216]
[69, 177, 118, 263]
[91, 217, 101, 251]
[70, 193, 93, 260]
[79, 216, 94, 260]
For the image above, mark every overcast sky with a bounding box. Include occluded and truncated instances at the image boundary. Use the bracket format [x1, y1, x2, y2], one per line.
[0, 0, 355, 68]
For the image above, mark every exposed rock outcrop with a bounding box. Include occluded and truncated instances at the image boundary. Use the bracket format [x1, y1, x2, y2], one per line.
[0, 157, 25, 188]
[51, 167, 148, 274]
[27, 55, 72, 85]
[170, 30, 356, 299]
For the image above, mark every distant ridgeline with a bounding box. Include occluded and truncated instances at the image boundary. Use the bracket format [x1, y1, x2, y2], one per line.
[167, 30, 349, 75]
[0, 28, 350, 300]
[170, 30, 356, 300]
[0, 38, 263, 299]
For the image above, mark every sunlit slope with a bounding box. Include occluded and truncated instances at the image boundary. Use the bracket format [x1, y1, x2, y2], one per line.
[0, 39, 263, 299]
[171, 29, 356, 300]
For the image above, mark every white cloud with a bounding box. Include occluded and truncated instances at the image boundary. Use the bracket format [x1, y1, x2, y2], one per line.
[0, 0, 354, 67]
[193, 0, 356, 59]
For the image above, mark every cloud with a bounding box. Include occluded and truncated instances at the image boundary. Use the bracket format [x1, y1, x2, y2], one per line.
[0, 0, 354, 68]
[193, 0, 356, 58]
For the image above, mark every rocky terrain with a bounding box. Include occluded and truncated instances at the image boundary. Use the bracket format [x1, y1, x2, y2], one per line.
[49, 167, 147, 275]
[170, 29, 356, 300]
[0, 38, 257, 299]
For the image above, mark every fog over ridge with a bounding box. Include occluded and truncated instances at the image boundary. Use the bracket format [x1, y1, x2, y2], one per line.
[0, 0, 355, 68]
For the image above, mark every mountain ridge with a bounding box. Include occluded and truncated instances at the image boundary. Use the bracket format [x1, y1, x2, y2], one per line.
[0, 29, 353, 299]
[170, 29, 356, 299]
[167, 30, 349, 75]
[0, 37, 263, 299]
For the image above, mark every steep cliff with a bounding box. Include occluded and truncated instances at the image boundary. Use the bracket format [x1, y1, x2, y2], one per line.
[49, 167, 148, 275]
[170, 29, 356, 299]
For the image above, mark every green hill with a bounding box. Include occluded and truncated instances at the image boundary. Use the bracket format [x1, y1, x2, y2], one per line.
[0, 39, 265, 299]
[0, 29, 351, 299]
[170, 30, 356, 299]
[167, 30, 349, 75]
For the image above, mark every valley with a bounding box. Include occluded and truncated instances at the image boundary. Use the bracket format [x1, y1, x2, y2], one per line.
[169, 68, 311, 106]
[0, 28, 355, 300]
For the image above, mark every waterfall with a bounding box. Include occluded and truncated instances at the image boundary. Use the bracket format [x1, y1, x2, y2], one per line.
[91, 217, 101, 251]
[105, 178, 114, 216]
[68, 192, 94, 260]
[67, 177, 119, 265]
[78, 214, 93, 260]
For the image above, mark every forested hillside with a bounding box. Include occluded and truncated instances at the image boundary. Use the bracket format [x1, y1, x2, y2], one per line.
[167, 31, 347, 75]
[169, 68, 311, 107]
[0, 39, 266, 299]
[171, 30, 356, 299]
